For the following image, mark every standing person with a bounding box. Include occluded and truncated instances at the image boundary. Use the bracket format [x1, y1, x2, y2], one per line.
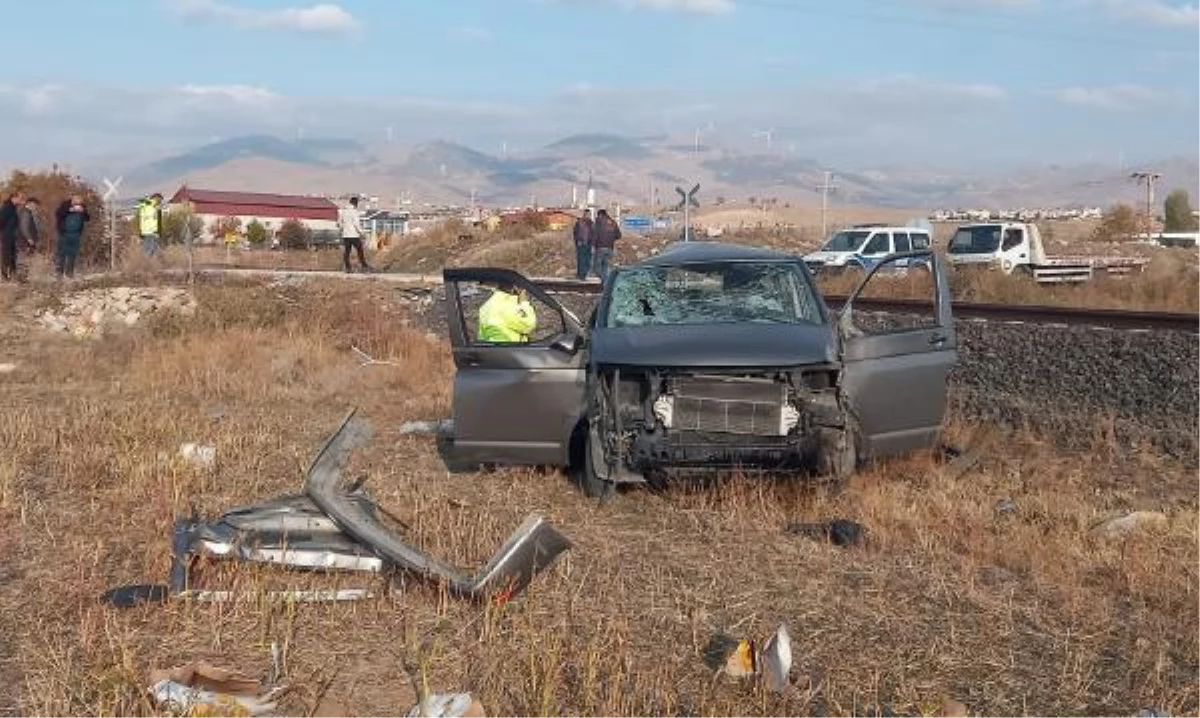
[571, 211, 594, 280]
[0, 191, 23, 282]
[137, 192, 163, 258]
[338, 196, 372, 273]
[54, 194, 90, 279]
[591, 209, 622, 284]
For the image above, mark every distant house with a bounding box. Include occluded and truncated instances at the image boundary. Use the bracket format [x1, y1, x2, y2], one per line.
[167, 186, 339, 244]
[362, 209, 409, 246]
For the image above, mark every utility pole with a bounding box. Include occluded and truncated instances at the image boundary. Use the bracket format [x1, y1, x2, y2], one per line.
[1130, 170, 1162, 238]
[818, 171, 838, 238]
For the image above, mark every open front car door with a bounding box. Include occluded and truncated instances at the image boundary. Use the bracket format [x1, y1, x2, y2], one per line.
[441, 268, 588, 468]
[836, 251, 957, 461]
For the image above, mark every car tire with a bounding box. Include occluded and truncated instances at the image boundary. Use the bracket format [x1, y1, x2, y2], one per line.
[818, 420, 859, 490]
[576, 425, 615, 500]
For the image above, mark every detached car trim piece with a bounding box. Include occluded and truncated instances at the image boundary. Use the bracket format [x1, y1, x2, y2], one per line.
[102, 409, 573, 608]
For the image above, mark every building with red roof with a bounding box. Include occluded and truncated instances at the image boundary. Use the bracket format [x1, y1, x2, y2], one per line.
[167, 186, 341, 244]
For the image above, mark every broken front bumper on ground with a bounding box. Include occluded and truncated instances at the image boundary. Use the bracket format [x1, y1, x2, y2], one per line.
[103, 409, 572, 608]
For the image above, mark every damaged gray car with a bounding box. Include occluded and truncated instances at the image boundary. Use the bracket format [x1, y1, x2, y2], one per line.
[440, 242, 958, 497]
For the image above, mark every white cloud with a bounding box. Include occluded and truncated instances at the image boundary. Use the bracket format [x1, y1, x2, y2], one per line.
[166, 0, 361, 35]
[1051, 83, 1163, 110]
[179, 84, 280, 106]
[1081, 0, 1199, 28]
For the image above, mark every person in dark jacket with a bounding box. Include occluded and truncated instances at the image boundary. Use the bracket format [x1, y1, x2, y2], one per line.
[571, 212, 594, 280]
[55, 194, 90, 279]
[591, 209, 621, 284]
[0, 191, 26, 281]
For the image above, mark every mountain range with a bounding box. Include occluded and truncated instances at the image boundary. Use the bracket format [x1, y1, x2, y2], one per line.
[100, 133, 1198, 211]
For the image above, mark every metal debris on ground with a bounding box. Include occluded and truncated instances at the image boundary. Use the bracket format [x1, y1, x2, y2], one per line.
[407, 692, 487, 718]
[101, 408, 573, 607]
[351, 345, 400, 367]
[399, 419, 453, 436]
[993, 497, 1018, 516]
[784, 519, 867, 547]
[147, 661, 288, 717]
[36, 286, 197, 338]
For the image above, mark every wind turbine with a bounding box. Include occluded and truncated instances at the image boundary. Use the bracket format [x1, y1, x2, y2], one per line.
[752, 127, 774, 150]
[386, 126, 394, 144]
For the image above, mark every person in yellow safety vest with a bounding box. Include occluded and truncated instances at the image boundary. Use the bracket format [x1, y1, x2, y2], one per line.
[137, 193, 164, 258]
[477, 283, 537, 343]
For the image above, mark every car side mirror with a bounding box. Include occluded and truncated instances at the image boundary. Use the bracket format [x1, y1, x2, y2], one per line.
[550, 332, 584, 355]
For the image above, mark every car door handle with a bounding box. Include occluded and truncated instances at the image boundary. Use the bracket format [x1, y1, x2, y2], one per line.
[459, 351, 482, 366]
[928, 333, 947, 345]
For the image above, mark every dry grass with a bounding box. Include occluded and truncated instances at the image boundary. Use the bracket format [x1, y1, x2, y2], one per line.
[0, 277, 1195, 717]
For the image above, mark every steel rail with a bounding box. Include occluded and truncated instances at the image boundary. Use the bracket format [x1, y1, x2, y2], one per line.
[177, 266, 1199, 334]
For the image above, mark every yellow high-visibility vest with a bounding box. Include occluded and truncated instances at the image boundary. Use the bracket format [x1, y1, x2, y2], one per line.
[138, 202, 160, 235]
[477, 290, 537, 343]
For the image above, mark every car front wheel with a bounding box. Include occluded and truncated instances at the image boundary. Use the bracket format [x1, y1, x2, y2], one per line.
[575, 424, 615, 499]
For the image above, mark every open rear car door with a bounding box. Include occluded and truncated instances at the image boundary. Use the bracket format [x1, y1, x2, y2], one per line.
[441, 268, 588, 468]
[836, 251, 957, 460]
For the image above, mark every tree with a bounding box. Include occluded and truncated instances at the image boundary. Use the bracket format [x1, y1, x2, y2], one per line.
[245, 219, 269, 247]
[211, 215, 242, 241]
[1164, 189, 1199, 232]
[276, 218, 311, 250]
[1, 168, 110, 267]
[161, 206, 204, 245]
[1090, 203, 1139, 243]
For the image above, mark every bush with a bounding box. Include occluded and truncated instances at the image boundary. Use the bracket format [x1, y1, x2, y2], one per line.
[1090, 204, 1139, 243]
[246, 219, 269, 247]
[277, 218, 312, 250]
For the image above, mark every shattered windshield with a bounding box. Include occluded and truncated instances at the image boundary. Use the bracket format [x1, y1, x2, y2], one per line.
[821, 230, 870, 252]
[603, 261, 823, 328]
[948, 226, 1001, 254]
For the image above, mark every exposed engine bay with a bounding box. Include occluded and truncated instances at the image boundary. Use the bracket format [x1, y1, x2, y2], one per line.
[589, 364, 850, 480]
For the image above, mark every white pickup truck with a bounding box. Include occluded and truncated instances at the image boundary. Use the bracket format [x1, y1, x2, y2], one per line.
[944, 222, 1150, 283]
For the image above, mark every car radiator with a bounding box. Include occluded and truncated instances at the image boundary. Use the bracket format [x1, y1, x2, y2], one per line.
[667, 376, 789, 436]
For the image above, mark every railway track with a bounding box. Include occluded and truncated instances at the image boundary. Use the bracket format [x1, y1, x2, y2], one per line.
[179, 265, 1200, 334]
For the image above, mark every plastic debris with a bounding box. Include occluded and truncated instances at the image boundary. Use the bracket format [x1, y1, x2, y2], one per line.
[760, 624, 793, 693]
[407, 692, 487, 717]
[179, 443, 216, 468]
[147, 661, 287, 717]
[1092, 511, 1168, 539]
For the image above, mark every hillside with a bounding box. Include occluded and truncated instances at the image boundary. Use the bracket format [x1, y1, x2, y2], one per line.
[108, 133, 1199, 211]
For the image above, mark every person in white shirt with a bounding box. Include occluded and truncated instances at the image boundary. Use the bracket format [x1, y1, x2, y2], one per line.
[337, 196, 372, 273]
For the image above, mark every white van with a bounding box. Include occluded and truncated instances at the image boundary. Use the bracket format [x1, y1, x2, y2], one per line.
[804, 225, 932, 275]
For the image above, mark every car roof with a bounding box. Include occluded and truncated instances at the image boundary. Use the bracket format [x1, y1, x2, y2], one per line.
[631, 241, 799, 268]
[838, 225, 930, 233]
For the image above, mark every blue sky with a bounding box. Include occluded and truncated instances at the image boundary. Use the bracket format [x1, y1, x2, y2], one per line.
[0, 0, 1196, 169]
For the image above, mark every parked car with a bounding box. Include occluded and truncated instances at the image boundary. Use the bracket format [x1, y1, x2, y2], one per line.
[439, 241, 958, 497]
[803, 224, 932, 275]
